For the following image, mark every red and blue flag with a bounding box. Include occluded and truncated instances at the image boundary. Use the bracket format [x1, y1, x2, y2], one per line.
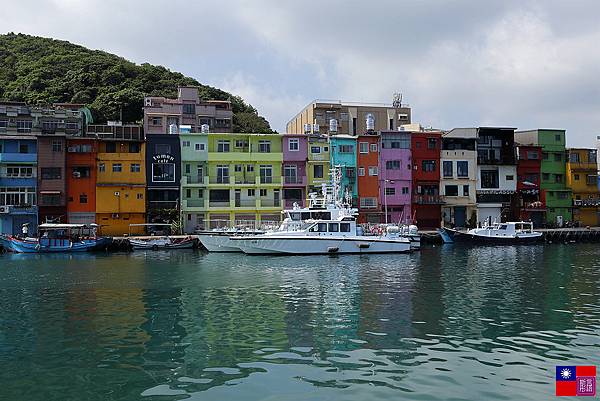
[556, 366, 596, 396]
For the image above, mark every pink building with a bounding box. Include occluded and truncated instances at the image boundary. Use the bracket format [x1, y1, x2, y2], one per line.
[379, 131, 412, 224]
[282, 134, 308, 207]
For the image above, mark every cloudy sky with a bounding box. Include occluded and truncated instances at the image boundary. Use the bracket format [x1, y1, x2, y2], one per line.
[2, 0, 600, 146]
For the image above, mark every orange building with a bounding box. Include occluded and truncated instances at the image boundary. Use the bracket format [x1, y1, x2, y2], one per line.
[357, 133, 382, 223]
[66, 138, 97, 224]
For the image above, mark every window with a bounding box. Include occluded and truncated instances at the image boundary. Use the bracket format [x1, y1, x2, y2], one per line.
[216, 165, 229, 184]
[310, 146, 321, 154]
[247, 189, 255, 197]
[129, 143, 140, 153]
[586, 175, 597, 185]
[16, 120, 32, 133]
[359, 142, 369, 153]
[338, 144, 354, 153]
[456, 161, 468, 177]
[130, 164, 141, 173]
[589, 151, 597, 164]
[185, 164, 191, 174]
[368, 166, 378, 176]
[52, 140, 62, 152]
[427, 138, 437, 149]
[152, 163, 175, 182]
[284, 165, 298, 183]
[554, 153, 562, 162]
[182, 104, 195, 114]
[260, 189, 267, 197]
[19, 143, 28, 153]
[569, 152, 580, 162]
[382, 135, 410, 149]
[195, 143, 205, 151]
[574, 174, 580, 180]
[506, 175, 514, 181]
[481, 170, 499, 188]
[246, 164, 254, 172]
[259, 165, 273, 184]
[234, 164, 242, 172]
[41, 167, 61, 180]
[182, 141, 191, 147]
[151, 117, 162, 125]
[0, 187, 36, 206]
[72, 166, 91, 178]
[328, 223, 339, 232]
[345, 167, 355, 178]
[0, 120, 7, 131]
[40, 194, 60, 206]
[555, 174, 563, 183]
[385, 187, 395, 196]
[358, 167, 365, 176]
[98, 163, 105, 172]
[555, 134, 561, 142]
[235, 139, 248, 148]
[288, 138, 299, 151]
[542, 173, 549, 180]
[402, 187, 409, 194]
[542, 152, 549, 160]
[217, 140, 230, 152]
[314, 164, 324, 179]
[79, 194, 88, 204]
[463, 185, 469, 196]
[370, 143, 378, 152]
[186, 189, 191, 198]
[445, 185, 458, 196]
[527, 151, 539, 159]
[340, 223, 351, 233]
[6, 166, 33, 177]
[155, 144, 171, 154]
[137, 193, 143, 200]
[558, 192, 569, 200]
[443, 161, 453, 177]
[112, 163, 122, 172]
[386, 160, 401, 170]
[258, 140, 271, 153]
[422, 160, 436, 172]
[105, 142, 117, 153]
[359, 198, 377, 209]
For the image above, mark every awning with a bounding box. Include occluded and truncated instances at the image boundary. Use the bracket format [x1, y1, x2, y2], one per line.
[39, 191, 61, 194]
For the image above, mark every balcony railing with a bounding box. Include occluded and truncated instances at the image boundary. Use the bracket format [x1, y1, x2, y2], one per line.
[208, 176, 230, 184]
[234, 176, 256, 184]
[184, 199, 205, 208]
[183, 175, 204, 184]
[86, 125, 143, 140]
[412, 195, 445, 204]
[284, 176, 307, 185]
[209, 201, 231, 208]
[260, 199, 281, 207]
[235, 199, 257, 207]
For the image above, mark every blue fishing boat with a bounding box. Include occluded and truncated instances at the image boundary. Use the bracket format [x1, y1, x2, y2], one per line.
[0, 223, 111, 253]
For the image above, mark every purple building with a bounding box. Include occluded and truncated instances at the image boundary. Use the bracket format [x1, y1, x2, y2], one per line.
[379, 131, 412, 224]
[282, 134, 308, 207]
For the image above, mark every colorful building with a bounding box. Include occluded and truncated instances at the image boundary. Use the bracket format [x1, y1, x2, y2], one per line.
[329, 135, 358, 205]
[37, 134, 67, 224]
[307, 134, 330, 194]
[379, 131, 412, 224]
[516, 145, 545, 226]
[145, 134, 181, 223]
[357, 133, 381, 223]
[282, 134, 308, 208]
[441, 129, 478, 228]
[475, 127, 518, 225]
[66, 137, 97, 224]
[180, 132, 208, 233]
[516, 129, 572, 225]
[205, 133, 283, 228]
[566, 148, 600, 226]
[91, 125, 146, 236]
[411, 130, 442, 229]
[0, 130, 38, 235]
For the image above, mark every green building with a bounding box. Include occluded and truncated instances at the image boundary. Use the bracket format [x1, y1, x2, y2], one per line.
[516, 129, 572, 225]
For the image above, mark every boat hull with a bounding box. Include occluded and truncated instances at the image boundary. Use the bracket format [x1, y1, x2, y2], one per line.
[0, 235, 111, 253]
[231, 236, 412, 255]
[130, 237, 195, 250]
[438, 228, 543, 244]
[197, 233, 243, 252]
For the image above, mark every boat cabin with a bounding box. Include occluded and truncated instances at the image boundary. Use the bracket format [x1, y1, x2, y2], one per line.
[472, 221, 535, 237]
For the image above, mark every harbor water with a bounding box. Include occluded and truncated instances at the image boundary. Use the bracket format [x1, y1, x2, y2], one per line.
[1, 244, 599, 400]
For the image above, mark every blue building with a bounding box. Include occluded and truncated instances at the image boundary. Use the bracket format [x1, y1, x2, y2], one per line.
[0, 134, 38, 235]
[329, 135, 358, 205]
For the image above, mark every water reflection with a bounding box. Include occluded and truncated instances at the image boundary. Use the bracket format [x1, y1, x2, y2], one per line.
[0, 246, 599, 400]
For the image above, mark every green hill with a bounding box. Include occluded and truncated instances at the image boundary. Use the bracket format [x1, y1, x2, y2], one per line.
[0, 32, 273, 133]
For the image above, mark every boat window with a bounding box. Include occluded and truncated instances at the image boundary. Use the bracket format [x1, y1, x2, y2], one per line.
[301, 212, 311, 220]
[290, 212, 301, 221]
[499, 224, 507, 230]
[308, 224, 319, 232]
[318, 223, 327, 232]
[340, 223, 351, 233]
[328, 223, 339, 232]
[311, 211, 331, 220]
[342, 217, 355, 221]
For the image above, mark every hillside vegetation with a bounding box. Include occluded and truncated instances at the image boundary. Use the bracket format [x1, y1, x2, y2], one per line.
[0, 33, 272, 133]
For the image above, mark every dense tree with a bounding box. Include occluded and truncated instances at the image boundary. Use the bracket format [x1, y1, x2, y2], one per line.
[0, 33, 274, 132]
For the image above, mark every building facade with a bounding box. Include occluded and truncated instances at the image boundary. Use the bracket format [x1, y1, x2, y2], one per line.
[205, 133, 283, 228]
[145, 134, 181, 223]
[37, 134, 67, 223]
[357, 133, 381, 223]
[180, 132, 208, 233]
[379, 131, 412, 224]
[329, 135, 358, 205]
[566, 148, 599, 226]
[441, 129, 478, 228]
[282, 134, 308, 208]
[307, 135, 330, 194]
[475, 127, 518, 225]
[91, 125, 146, 236]
[66, 137, 97, 224]
[144, 86, 233, 135]
[516, 145, 545, 226]
[411, 130, 443, 229]
[516, 129, 572, 225]
[287, 99, 411, 136]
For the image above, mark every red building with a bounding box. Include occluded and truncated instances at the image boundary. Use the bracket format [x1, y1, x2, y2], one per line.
[357, 133, 381, 223]
[516, 145, 545, 226]
[66, 138, 97, 224]
[411, 131, 443, 228]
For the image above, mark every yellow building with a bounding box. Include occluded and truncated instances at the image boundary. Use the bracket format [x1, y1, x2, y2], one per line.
[566, 148, 600, 226]
[90, 125, 146, 236]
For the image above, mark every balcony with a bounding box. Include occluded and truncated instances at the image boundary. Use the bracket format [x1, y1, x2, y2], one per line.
[183, 199, 206, 209]
[235, 199, 257, 208]
[181, 175, 205, 185]
[208, 176, 230, 185]
[234, 175, 256, 185]
[0, 153, 37, 163]
[284, 176, 307, 186]
[86, 125, 143, 141]
[209, 200, 231, 208]
[308, 154, 329, 161]
[412, 195, 445, 205]
[477, 155, 516, 165]
[260, 199, 281, 208]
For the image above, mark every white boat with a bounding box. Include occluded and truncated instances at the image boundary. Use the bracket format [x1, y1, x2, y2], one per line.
[130, 236, 195, 250]
[439, 221, 543, 244]
[196, 228, 263, 252]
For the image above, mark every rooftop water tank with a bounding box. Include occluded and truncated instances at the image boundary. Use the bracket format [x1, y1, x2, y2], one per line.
[366, 114, 375, 131]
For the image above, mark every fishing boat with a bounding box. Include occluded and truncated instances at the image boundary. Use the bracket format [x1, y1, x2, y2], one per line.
[0, 223, 111, 253]
[129, 236, 195, 250]
[438, 221, 543, 244]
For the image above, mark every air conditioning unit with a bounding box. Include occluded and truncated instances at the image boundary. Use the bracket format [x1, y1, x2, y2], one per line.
[144, 98, 152, 107]
[574, 199, 583, 206]
[0, 206, 9, 214]
[111, 213, 120, 219]
[72, 171, 81, 178]
[114, 191, 120, 196]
